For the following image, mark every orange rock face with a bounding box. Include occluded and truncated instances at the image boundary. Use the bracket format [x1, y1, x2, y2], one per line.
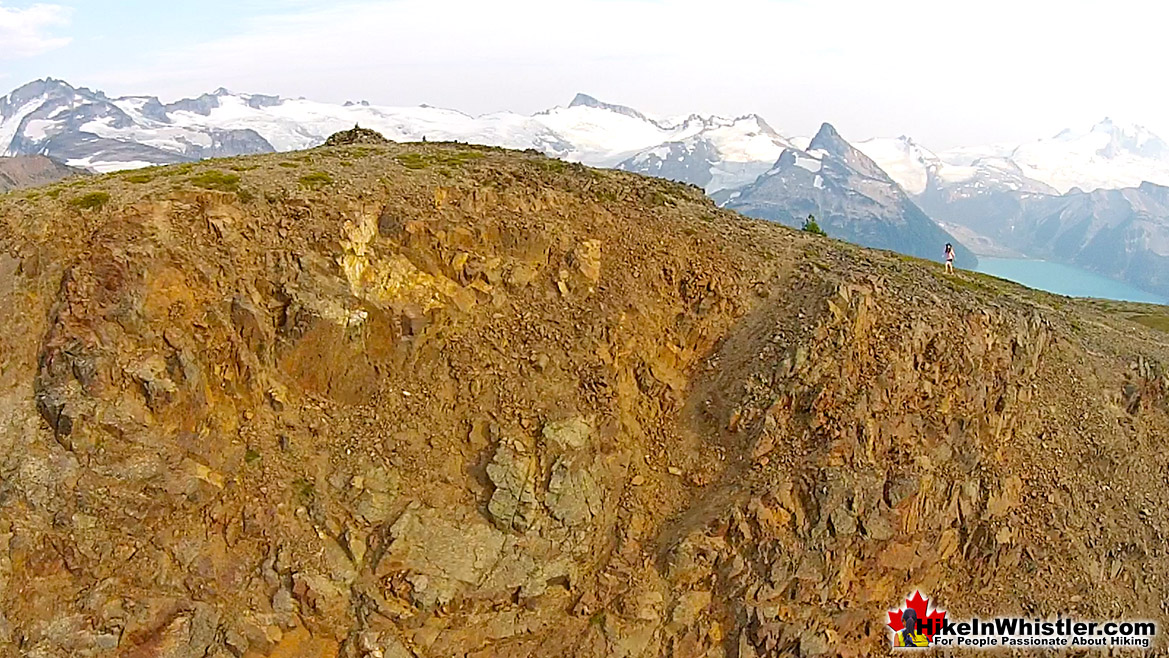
[1, 142, 1167, 656]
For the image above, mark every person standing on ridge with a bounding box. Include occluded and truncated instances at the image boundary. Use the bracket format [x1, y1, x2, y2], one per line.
[944, 243, 955, 275]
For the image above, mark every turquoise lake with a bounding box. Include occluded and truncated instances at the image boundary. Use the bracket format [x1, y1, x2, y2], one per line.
[973, 257, 1166, 305]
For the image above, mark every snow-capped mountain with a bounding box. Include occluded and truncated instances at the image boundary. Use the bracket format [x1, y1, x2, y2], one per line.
[0, 80, 789, 188]
[856, 136, 1057, 199]
[7, 77, 1169, 298]
[0, 79, 274, 171]
[8, 78, 1169, 201]
[615, 115, 792, 193]
[1006, 118, 1169, 194]
[855, 135, 1060, 258]
[856, 130, 1169, 298]
[852, 136, 938, 196]
[0, 78, 977, 271]
[890, 119, 1169, 197]
[724, 123, 976, 267]
[860, 120, 1169, 199]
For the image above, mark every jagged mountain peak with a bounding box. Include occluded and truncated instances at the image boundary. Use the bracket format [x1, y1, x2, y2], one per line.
[16, 77, 76, 93]
[806, 123, 891, 183]
[807, 122, 845, 152]
[726, 124, 977, 267]
[566, 93, 651, 123]
[1086, 116, 1154, 137]
[753, 115, 780, 135]
[891, 134, 934, 154]
[1051, 116, 1163, 146]
[567, 92, 602, 108]
[2, 77, 82, 107]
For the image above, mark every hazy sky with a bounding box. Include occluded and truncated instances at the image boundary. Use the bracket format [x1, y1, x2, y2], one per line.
[2, 0, 1166, 149]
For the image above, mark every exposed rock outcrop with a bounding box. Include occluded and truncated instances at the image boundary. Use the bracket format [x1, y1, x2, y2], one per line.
[324, 126, 391, 147]
[0, 142, 1167, 657]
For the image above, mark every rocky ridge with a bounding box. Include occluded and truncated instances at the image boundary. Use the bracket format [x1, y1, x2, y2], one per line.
[0, 155, 81, 193]
[0, 141, 1168, 657]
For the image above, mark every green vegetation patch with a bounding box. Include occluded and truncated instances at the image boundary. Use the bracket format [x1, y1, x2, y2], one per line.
[533, 158, 568, 174]
[644, 189, 679, 207]
[1131, 313, 1169, 333]
[396, 153, 429, 170]
[278, 161, 300, 168]
[293, 477, 315, 503]
[124, 172, 155, 184]
[801, 214, 827, 236]
[189, 170, 241, 192]
[299, 171, 334, 189]
[68, 191, 110, 211]
[395, 150, 485, 170]
[943, 271, 1001, 295]
[155, 162, 196, 177]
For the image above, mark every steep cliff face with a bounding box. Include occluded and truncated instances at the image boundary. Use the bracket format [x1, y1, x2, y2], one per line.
[1, 143, 1168, 657]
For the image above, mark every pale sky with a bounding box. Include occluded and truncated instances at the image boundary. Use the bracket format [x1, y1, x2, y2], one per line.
[1, 0, 1166, 149]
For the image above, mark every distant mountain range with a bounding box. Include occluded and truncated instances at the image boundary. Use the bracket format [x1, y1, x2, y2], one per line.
[5, 78, 1169, 298]
[856, 118, 1169, 197]
[0, 79, 274, 171]
[721, 123, 977, 266]
[852, 129, 1169, 298]
[0, 79, 792, 191]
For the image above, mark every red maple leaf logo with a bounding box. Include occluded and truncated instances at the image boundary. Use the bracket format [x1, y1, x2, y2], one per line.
[887, 591, 947, 641]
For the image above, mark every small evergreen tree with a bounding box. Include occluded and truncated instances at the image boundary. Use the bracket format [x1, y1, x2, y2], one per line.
[802, 214, 827, 236]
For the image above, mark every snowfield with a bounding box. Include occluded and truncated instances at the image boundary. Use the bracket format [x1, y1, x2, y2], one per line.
[942, 119, 1169, 194]
[854, 137, 936, 195]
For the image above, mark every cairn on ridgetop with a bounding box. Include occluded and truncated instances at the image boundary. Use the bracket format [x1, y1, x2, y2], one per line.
[323, 124, 391, 147]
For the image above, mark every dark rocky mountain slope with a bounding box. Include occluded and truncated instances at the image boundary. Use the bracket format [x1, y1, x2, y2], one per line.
[0, 154, 81, 193]
[726, 124, 977, 268]
[922, 180, 1169, 297]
